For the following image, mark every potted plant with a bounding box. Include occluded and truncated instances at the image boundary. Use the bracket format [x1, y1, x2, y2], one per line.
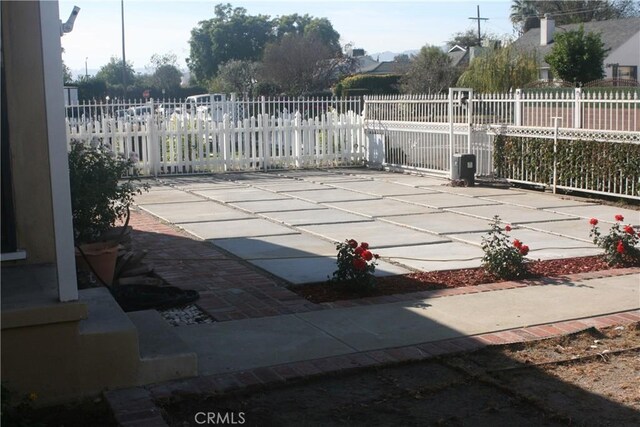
[68, 137, 147, 285]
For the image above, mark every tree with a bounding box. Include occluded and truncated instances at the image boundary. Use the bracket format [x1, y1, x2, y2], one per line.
[260, 34, 354, 95]
[544, 25, 608, 84]
[147, 53, 182, 94]
[511, 0, 640, 34]
[273, 14, 341, 54]
[457, 45, 538, 92]
[216, 59, 260, 94]
[187, 3, 272, 83]
[400, 46, 460, 94]
[95, 56, 136, 87]
[447, 29, 481, 49]
[62, 60, 73, 84]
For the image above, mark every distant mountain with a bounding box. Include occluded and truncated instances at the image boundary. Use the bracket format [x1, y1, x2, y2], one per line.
[368, 49, 419, 61]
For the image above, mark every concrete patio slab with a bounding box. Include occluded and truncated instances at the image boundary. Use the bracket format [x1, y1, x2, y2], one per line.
[523, 219, 595, 242]
[174, 315, 355, 375]
[139, 201, 252, 224]
[429, 186, 526, 197]
[325, 199, 439, 218]
[141, 184, 175, 192]
[213, 234, 339, 259]
[285, 189, 380, 203]
[447, 228, 600, 260]
[180, 218, 297, 240]
[297, 274, 640, 352]
[251, 181, 334, 192]
[381, 212, 495, 234]
[193, 188, 291, 203]
[299, 222, 450, 248]
[250, 256, 410, 285]
[380, 175, 450, 187]
[449, 204, 576, 224]
[260, 208, 372, 226]
[479, 193, 597, 209]
[135, 189, 205, 205]
[390, 193, 500, 209]
[376, 242, 484, 271]
[327, 180, 438, 197]
[171, 182, 248, 191]
[228, 199, 325, 214]
[276, 171, 368, 182]
[546, 205, 640, 226]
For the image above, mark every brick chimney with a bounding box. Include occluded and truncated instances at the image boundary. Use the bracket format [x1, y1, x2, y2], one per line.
[540, 14, 555, 46]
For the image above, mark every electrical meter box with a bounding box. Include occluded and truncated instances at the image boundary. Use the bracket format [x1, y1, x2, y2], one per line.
[452, 154, 476, 186]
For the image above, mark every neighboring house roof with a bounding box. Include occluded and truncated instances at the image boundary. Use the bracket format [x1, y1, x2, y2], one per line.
[364, 61, 407, 75]
[512, 17, 640, 68]
[448, 49, 469, 67]
[355, 56, 381, 73]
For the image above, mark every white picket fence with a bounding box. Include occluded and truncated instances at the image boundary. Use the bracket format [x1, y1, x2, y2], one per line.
[66, 89, 639, 198]
[66, 111, 366, 175]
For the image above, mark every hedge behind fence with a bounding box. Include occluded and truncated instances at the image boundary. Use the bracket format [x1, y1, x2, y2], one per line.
[494, 135, 640, 197]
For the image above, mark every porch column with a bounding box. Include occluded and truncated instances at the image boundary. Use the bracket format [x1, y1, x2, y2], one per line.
[40, 0, 78, 302]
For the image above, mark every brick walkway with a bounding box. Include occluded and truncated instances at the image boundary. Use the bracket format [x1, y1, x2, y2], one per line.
[129, 209, 318, 321]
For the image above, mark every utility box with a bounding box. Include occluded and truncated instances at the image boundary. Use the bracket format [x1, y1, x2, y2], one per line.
[452, 154, 476, 186]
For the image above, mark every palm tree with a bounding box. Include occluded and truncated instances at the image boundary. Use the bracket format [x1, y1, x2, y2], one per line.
[510, 0, 539, 35]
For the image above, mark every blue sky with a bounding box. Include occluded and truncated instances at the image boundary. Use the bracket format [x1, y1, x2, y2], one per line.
[59, 0, 516, 76]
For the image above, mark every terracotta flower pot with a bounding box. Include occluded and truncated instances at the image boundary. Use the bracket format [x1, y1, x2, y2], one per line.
[75, 241, 119, 286]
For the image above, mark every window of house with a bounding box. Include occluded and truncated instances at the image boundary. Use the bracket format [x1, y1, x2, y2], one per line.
[617, 66, 637, 80]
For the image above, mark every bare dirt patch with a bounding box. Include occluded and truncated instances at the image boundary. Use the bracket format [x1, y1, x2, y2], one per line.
[159, 323, 640, 426]
[291, 255, 638, 304]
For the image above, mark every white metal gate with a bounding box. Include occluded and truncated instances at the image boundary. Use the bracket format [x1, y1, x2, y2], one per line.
[364, 89, 493, 177]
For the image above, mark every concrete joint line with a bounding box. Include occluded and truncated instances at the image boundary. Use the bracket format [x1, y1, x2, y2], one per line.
[293, 313, 361, 353]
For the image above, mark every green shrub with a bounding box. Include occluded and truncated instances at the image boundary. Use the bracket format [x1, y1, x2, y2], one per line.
[589, 215, 640, 266]
[481, 216, 529, 279]
[331, 239, 379, 293]
[338, 74, 401, 96]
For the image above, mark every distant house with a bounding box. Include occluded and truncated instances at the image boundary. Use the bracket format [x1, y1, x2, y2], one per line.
[447, 45, 495, 69]
[349, 48, 408, 76]
[512, 15, 640, 81]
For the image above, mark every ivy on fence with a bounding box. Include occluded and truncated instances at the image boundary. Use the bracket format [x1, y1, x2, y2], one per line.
[494, 135, 640, 197]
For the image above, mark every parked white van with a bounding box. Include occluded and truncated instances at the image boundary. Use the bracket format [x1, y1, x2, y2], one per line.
[185, 93, 229, 121]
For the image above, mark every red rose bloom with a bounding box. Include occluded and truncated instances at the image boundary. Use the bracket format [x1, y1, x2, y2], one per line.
[352, 258, 366, 271]
[589, 218, 598, 226]
[354, 247, 364, 256]
[513, 239, 522, 249]
[363, 250, 373, 261]
[617, 241, 625, 254]
[623, 225, 635, 235]
[519, 245, 529, 256]
[615, 214, 624, 222]
[360, 242, 369, 250]
[374, 253, 380, 259]
[348, 239, 358, 248]
[505, 225, 512, 232]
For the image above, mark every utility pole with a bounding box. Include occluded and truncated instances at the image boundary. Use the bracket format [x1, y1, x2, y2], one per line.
[121, 0, 127, 100]
[468, 5, 489, 46]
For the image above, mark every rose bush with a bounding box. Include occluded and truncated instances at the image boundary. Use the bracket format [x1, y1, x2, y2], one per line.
[481, 216, 529, 279]
[332, 238, 379, 293]
[589, 215, 639, 266]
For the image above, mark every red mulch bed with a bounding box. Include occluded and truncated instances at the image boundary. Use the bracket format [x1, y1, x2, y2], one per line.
[291, 255, 638, 304]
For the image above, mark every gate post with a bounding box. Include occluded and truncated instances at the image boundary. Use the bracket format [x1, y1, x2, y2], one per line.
[448, 88, 454, 179]
[574, 88, 582, 128]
